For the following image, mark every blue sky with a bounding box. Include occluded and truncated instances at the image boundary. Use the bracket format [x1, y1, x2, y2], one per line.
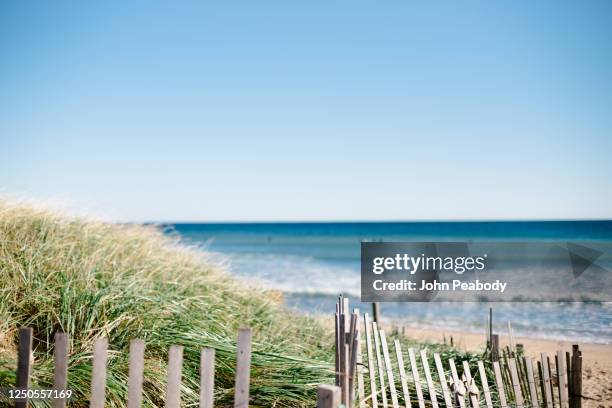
[1, 1, 611, 221]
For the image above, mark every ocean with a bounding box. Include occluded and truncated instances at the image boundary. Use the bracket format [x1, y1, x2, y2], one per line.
[168, 221, 612, 344]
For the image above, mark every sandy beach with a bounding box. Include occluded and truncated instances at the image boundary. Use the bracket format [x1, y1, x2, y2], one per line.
[406, 327, 612, 407]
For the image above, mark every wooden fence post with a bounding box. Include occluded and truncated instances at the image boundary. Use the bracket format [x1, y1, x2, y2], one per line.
[356, 330, 365, 408]
[372, 303, 380, 324]
[524, 357, 539, 408]
[395, 341, 413, 408]
[127, 339, 145, 408]
[317, 385, 341, 408]
[488, 307, 493, 348]
[421, 351, 439, 408]
[53, 332, 69, 408]
[566, 351, 572, 404]
[570, 345, 582, 408]
[334, 310, 342, 386]
[490, 334, 499, 362]
[448, 359, 466, 408]
[462, 360, 479, 408]
[409, 349, 426, 408]
[200, 348, 215, 408]
[342, 299, 350, 407]
[492, 361, 508, 408]
[364, 314, 378, 408]
[477, 361, 493, 408]
[90, 337, 108, 408]
[234, 328, 252, 408]
[165, 345, 183, 408]
[508, 358, 524, 408]
[540, 353, 553, 408]
[339, 299, 349, 406]
[556, 351, 569, 408]
[16, 327, 33, 408]
[379, 331, 399, 408]
[371, 322, 388, 407]
[434, 353, 453, 408]
[348, 310, 359, 407]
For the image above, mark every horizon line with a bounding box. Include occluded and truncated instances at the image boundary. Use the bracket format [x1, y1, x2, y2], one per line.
[141, 218, 612, 225]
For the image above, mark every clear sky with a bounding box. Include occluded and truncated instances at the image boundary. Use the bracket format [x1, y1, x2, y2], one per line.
[1, 1, 611, 221]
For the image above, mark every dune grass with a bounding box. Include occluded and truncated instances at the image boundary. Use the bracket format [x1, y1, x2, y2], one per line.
[0, 200, 481, 407]
[0, 200, 334, 407]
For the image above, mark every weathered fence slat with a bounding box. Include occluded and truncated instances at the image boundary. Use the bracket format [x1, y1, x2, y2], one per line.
[420, 351, 439, 408]
[492, 361, 508, 408]
[508, 358, 524, 408]
[341, 305, 350, 408]
[433, 353, 453, 408]
[364, 314, 379, 408]
[349, 311, 360, 407]
[477, 360, 493, 408]
[347, 312, 355, 405]
[16, 327, 33, 408]
[537, 362, 545, 408]
[341, 297, 351, 407]
[343, 342, 350, 406]
[128, 339, 145, 408]
[566, 351, 572, 404]
[338, 299, 346, 400]
[90, 337, 108, 408]
[348, 312, 357, 387]
[317, 384, 341, 408]
[343, 298, 350, 323]
[516, 347, 529, 399]
[524, 356, 539, 408]
[335, 311, 340, 387]
[379, 331, 400, 408]
[234, 328, 252, 408]
[357, 333, 366, 408]
[52, 332, 69, 408]
[546, 354, 556, 408]
[462, 360, 479, 408]
[165, 345, 183, 408]
[200, 348, 215, 408]
[372, 322, 388, 408]
[540, 353, 553, 408]
[408, 349, 425, 408]
[571, 345, 582, 408]
[350, 327, 359, 407]
[501, 350, 513, 403]
[339, 304, 348, 406]
[449, 359, 466, 408]
[490, 334, 499, 362]
[394, 340, 412, 408]
[556, 351, 569, 408]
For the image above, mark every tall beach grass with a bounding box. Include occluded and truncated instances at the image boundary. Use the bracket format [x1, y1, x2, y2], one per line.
[0, 200, 334, 407]
[0, 200, 479, 407]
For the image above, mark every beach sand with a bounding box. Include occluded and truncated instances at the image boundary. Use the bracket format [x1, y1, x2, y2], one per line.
[406, 327, 612, 407]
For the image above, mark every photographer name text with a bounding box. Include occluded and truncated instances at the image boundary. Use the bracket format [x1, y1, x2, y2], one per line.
[372, 279, 508, 293]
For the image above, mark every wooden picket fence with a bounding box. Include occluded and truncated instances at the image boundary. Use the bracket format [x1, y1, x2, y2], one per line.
[6, 327, 252, 408]
[320, 296, 583, 408]
[5, 310, 585, 408]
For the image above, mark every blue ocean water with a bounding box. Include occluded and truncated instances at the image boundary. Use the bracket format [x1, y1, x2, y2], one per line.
[169, 221, 612, 344]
